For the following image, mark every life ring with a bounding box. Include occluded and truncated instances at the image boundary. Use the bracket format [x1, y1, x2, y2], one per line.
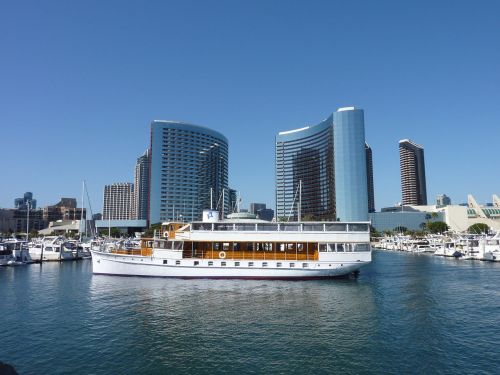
[219, 251, 226, 259]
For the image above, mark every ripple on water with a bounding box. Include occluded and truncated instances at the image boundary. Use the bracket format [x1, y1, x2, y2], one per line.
[1, 253, 499, 374]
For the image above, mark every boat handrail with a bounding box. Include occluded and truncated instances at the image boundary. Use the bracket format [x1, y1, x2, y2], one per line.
[190, 222, 370, 233]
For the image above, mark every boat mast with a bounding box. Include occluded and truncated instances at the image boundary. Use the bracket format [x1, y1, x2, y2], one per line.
[221, 188, 225, 220]
[298, 180, 302, 222]
[80, 180, 84, 242]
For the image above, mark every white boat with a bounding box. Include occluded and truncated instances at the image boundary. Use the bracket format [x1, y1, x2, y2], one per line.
[480, 233, 500, 262]
[434, 240, 462, 258]
[91, 221, 372, 279]
[29, 236, 77, 261]
[0, 239, 32, 265]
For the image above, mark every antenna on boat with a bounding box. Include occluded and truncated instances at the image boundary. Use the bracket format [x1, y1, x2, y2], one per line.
[210, 188, 213, 210]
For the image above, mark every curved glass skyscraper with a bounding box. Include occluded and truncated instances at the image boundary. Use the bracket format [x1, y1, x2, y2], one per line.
[275, 116, 335, 221]
[150, 121, 228, 224]
[275, 107, 369, 222]
[333, 108, 368, 221]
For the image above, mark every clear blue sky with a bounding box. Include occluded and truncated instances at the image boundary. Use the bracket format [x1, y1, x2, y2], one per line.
[1, 0, 499, 213]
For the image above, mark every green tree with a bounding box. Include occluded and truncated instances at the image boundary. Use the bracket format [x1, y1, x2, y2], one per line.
[143, 222, 162, 238]
[426, 221, 449, 234]
[468, 223, 489, 234]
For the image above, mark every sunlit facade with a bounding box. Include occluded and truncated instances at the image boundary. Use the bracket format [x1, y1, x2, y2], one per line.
[149, 121, 228, 224]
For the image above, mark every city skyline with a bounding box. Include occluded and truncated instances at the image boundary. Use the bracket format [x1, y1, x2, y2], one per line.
[2, 1, 499, 211]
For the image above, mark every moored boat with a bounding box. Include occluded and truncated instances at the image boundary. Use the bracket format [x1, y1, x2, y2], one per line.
[91, 220, 372, 279]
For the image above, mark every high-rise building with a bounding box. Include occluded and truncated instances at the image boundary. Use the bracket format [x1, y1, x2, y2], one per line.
[149, 121, 229, 223]
[276, 116, 335, 221]
[103, 183, 134, 220]
[399, 139, 427, 206]
[365, 143, 375, 213]
[133, 149, 150, 220]
[333, 108, 369, 221]
[436, 194, 451, 206]
[275, 107, 369, 222]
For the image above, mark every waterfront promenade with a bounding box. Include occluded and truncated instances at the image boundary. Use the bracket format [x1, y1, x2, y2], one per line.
[1, 251, 499, 374]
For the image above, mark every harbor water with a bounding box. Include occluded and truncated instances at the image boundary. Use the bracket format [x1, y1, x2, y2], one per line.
[1, 251, 499, 374]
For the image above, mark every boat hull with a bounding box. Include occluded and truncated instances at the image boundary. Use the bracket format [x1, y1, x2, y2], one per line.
[91, 251, 370, 279]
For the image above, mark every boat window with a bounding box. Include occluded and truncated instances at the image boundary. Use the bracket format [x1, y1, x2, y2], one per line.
[175, 260, 180, 265]
[192, 223, 210, 231]
[277, 262, 282, 267]
[214, 223, 232, 231]
[325, 223, 347, 232]
[221, 262, 227, 266]
[194, 261, 199, 266]
[45, 247, 53, 251]
[235, 261, 240, 266]
[348, 224, 369, 232]
[208, 261, 213, 266]
[246, 243, 254, 251]
[223, 243, 230, 251]
[262, 262, 268, 267]
[336, 244, 345, 252]
[302, 263, 308, 268]
[257, 223, 278, 231]
[248, 262, 254, 267]
[289, 263, 295, 268]
[327, 243, 335, 252]
[163, 260, 168, 264]
[281, 224, 300, 231]
[172, 241, 183, 250]
[354, 243, 370, 252]
[303, 224, 324, 231]
[235, 223, 256, 231]
[319, 243, 327, 252]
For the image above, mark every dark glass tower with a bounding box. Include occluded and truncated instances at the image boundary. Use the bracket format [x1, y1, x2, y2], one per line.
[399, 139, 427, 205]
[134, 149, 151, 220]
[365, 143, 375, 213]
[275, 116, 335, 221]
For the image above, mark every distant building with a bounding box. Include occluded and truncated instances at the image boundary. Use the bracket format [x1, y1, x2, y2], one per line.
[43, 198, 85, 223]
[14, 192, 37, 210]
[371, 194, 500, 232]
[436, 194, 451, 207]
[257, 208, 274, 221]
[249, 203, 266, 215]
[133, 149, 150, 220]
[103, 183, 134, 220]
[399, 139, 427, 205]
[228, 189, 238, 214]
[0, 208, 45, 234]
[149, 121, 229, 223]
[365, 143, 375, 213]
